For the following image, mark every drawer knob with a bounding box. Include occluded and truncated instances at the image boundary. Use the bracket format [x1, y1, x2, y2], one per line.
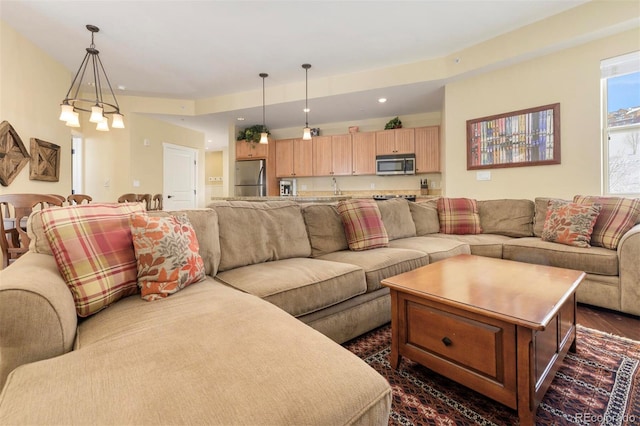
[442, 337, 453, 347]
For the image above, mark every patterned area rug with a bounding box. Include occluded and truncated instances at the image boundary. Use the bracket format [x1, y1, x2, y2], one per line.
[343, 324, 640, 425]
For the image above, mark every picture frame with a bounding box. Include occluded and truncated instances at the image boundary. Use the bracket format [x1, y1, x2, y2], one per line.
[0, 121, 30, 186]
[467, 103, 560, 170]
[29, 138, 61, 182]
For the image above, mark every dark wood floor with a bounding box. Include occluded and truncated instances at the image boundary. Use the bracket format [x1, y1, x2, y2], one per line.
[577, 303, 640, 341]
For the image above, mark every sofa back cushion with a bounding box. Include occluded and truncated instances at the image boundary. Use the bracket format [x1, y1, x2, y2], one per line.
[377, 198, 417, 241]
[478, 199, 534, 237]
[534, 197, 567, 237]
[573, 195, 640, 249]
[209, 201, 311, 271]
[301, 203, 349, 257]
[408, 199, 440, 235]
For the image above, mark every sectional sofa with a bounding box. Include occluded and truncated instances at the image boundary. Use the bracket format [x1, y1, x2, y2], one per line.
[0, 195, 638, 424]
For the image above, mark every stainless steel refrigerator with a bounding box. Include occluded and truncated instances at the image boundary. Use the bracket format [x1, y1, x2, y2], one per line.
[235, 159, 266, 197]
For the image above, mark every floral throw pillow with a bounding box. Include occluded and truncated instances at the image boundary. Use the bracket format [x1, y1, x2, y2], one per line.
[130, 213, 205, 301]
[337, 199, 389, 251]
[541, 200, 602, 248]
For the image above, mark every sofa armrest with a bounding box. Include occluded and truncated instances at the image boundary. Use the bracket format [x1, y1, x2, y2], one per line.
[0, 253, 77, 389]
[618, 223, 640, 316]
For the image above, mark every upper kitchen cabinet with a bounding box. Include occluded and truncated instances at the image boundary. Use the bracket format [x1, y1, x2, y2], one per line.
[275, 138, 313, 178]
[414, 126, 441, 173]
[313, 135, 352, 176]
[375, 128, 415, 155]
[236, 139, 269, 160]
[351, 132, 376, 175]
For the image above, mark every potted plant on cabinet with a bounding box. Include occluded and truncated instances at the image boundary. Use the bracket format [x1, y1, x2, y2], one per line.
[384, 117, 402, 130]
[237, 125, 270, 146]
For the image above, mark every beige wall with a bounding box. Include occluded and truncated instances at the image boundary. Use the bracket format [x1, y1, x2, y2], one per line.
[443, 29, 640, 200]
[0, 21, 72, 195]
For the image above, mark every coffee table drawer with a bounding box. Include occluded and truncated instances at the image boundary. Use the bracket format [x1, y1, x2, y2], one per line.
[406, 301, 513, 380]
[406, 301, 505, 379]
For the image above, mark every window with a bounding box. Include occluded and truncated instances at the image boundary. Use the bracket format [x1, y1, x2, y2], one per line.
[601, 52, 640, 195]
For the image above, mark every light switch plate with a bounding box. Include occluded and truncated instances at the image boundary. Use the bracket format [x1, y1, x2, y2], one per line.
[476, 171, 491, 181]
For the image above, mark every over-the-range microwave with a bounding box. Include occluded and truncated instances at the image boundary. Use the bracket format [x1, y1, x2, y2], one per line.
[375, 154, 416, 175]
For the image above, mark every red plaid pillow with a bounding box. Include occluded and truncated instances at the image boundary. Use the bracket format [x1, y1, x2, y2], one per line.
[437, 198, 482, 234]
[337, 199, 388, 251]
[541, 200, 602, 248]
[573, 195, 640, 249]
[130, 213, 205, 301]
[42, 203, 145, 317]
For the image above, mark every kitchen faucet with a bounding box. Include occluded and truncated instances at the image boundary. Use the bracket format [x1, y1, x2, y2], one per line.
[332, 177, 341, 195]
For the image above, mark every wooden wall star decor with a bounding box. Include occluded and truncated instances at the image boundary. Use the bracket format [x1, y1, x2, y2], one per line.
[0, 120, 30, 186]
[30, 138, 60, 182]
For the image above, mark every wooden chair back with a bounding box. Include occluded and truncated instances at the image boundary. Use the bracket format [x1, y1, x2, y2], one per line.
[67, 194, 92, 205]
[151, 193, 163, 211]
[137, 194, 152, 211]
[117, 193, 139, 203]
[0, 194, 64, 269]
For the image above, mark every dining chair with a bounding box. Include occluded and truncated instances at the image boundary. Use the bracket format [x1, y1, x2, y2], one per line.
[67, 194, 93, 205]
[0, 194, 64, 269]
[151, 193, 163, 211]
[137, 194, 152, 211]
[117, 193, 139, 203]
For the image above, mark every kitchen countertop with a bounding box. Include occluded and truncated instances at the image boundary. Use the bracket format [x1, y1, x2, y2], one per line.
[208, 196, 352, 202]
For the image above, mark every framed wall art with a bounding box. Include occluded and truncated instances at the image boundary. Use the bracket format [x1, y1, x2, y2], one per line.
[30, 138, 61, 182]
[0, 120, 30, 186]
[467, 103, 560, 170]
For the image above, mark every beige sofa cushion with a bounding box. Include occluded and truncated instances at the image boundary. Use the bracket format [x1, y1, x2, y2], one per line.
[1, 280, 391, 425]
[503, 237, 618, 276]
[534, 197, 568, 237]
[302, 203, 348, 257]
[209, 201, 311, 271]
[417, 233, 508, 259]
[215, 258, 366, 317]
[388, 236, 471, 262]
[408, 199, 440, 235]
[317, 248, 428, 292]
[377, 198, 417, 240]
[478, 199, 534, 237]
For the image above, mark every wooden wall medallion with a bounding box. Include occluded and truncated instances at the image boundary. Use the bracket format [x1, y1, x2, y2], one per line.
[30, 138, 61, 182]
[0, 121, 30, 186]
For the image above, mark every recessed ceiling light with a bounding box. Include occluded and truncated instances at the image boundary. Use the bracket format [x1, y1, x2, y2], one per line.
[303, 108, 310, 113]
[237, 117, 245, 121]
[117, 85, 126, 91]
[378, 98, 387, 103]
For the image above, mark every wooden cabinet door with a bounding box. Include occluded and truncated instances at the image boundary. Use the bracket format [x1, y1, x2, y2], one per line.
[236, 140, 268, 159]
[352, 132, 376, 175]
[331, 134, 352, 176]
[394, 128, 415, 154]
[415, 126, 440, 173]
[375, 130, 396, 155]
[275, 139, 294, 177]
[293, 138, 314, 177]
[312, 136, 333, 176]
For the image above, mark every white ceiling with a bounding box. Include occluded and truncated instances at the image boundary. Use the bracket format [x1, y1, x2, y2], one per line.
[1, 0, 589, 148]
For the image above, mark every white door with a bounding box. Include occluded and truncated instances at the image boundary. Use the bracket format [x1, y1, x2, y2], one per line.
[163, 143, 197, 210]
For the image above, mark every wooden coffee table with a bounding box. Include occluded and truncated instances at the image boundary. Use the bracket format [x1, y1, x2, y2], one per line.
[381, 254, 585, 426]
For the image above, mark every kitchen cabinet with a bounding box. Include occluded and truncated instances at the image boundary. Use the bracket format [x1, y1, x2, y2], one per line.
[313, 135, 352, 176]
[414, 126, 441, 173]
[375, 128, 415, 155]
[275, 138, 313, 178]
[236, 139, 268, 159]
[351, 132, 376, 175]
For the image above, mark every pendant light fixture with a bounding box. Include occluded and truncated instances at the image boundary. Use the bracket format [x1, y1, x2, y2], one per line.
[302, 63, 312, 140]
[259, 73, 269, 144]
[59, 25, 124, 131]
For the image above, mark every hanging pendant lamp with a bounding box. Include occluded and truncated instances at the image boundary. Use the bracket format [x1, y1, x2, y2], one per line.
[302, 64, 312, 140]
[59, 25, 124, 131]
[259, 73, 269, 144]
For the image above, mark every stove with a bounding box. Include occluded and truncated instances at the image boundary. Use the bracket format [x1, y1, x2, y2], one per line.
[372, 194, 417, 202]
